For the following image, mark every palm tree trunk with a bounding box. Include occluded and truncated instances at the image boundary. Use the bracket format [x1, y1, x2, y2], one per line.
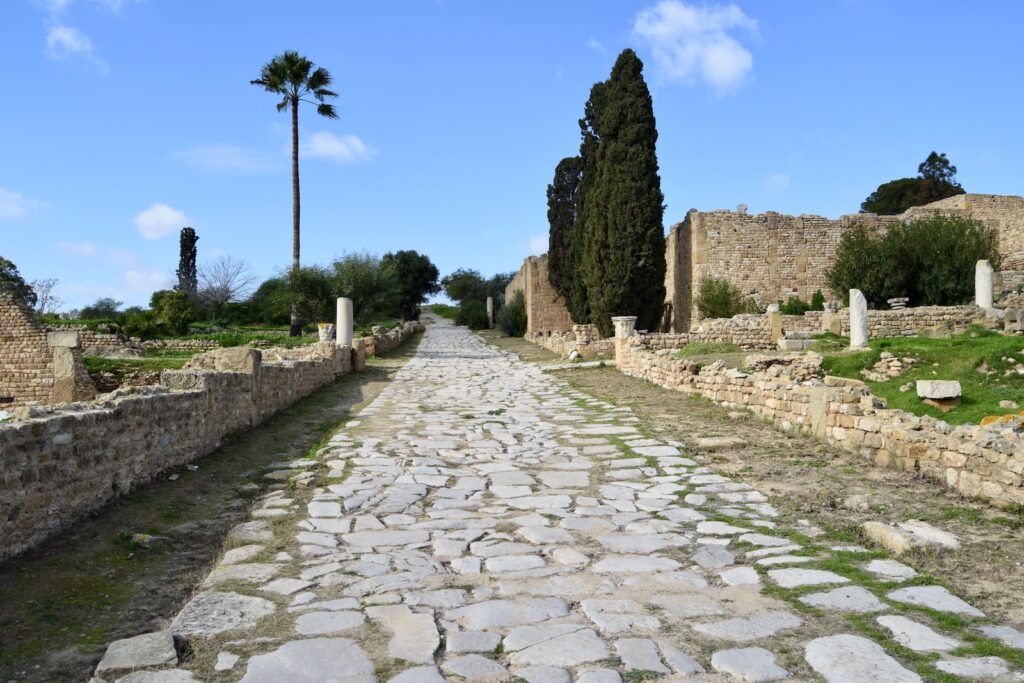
[289, 96, 301, 337]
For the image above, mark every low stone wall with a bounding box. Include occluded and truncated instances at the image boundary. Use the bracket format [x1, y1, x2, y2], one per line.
[690, 315, 775, 349]
[524, 326, 614, 359]
[614, 327, 1023, 507]
[0, 325, 421, 561]
[837, 305, 981, 338]
[142, 339, 220, 352]
[361, 322, 423, 357]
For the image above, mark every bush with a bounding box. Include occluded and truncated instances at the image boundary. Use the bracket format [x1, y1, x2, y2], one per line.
[695, 275, 756, 319]
[810, 289, 826, 311]
[826, 214, 1000, 307]
[428, 303, 459, 319]
[455, 300, 489, 330]
[497, 291, 526, 337]
[122, 310, 166, 340]
[779, 296, 811, 316]
[155, 291, 195, 335]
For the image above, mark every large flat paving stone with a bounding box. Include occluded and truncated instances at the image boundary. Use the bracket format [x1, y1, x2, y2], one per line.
[804, 634, 922, 682]
[885, 585, 985, 616]
[170, 591, 276, 638]
[711, 647, 789, 682]
[693, 612, 803, 642]
[95, 630, 177, 677]
[446, 598, 569, 629]
[238, 638, 375, 683]
[504, 624, 611, 667]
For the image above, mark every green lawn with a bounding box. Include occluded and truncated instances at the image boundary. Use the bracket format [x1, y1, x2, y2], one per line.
[819, 327, 1024, 425]
[427, 303, 459, 319]
[675, 341, 743, 357]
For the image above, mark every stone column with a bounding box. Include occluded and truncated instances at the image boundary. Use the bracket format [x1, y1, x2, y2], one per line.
[849, 289, 868, 349]
[47, 330, 81, 404]
[486, 297, 494, 329]
[611, 316, 637, 367]
[975, 260, 994, 308]
[336, 298, 354, 347]
[765, 303, 783, 344]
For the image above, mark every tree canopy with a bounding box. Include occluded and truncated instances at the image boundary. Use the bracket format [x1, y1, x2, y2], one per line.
[0, 257, 37, 309]
[861, 151, 965, 214]
[381, 250, 441, 320]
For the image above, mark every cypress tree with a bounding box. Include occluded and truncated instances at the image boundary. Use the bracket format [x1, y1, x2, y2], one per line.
[579, 49, 665, 337]
[176, 227, 199, 295]
[546, 156, 588, 323]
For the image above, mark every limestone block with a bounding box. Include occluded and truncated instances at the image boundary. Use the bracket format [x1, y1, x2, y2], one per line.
[211, 347, 261, 374]
[916, 380, 961, 400]
[46, 330, 81, 348]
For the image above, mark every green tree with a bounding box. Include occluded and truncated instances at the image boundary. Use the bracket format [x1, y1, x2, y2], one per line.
[276, 266, 335, 325]
[79, 297, 123, 320]
[546, 156, 586, 322]
[441, 269, 486, 304]
[381, 250, 440, 320]
[826, 215, 999, 306]
[0, 256, 37, 309]
[861, 151, 965, 214]
[579, 49, 666, 337]
[175, 227, 198, 295]
[331, 251, 397, 323]
[155, 290, 195, 335]
[251, 51, 339, 335]
[248, 276, 291, 325]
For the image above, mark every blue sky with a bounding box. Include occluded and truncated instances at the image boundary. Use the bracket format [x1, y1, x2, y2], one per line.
[2, 0, 1021, 310]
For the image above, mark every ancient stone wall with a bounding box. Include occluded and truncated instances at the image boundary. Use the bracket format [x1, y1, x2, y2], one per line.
[0, 324, 420, 561]
[506, 254, 573, 335]
[903, 194, 1024, 271]
[836, 305, 981, 337]
[614, 336, 1024, 507]
[0, 295, 96, 407]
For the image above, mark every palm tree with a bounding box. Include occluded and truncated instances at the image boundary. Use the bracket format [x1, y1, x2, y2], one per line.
[251, 51, 338, 336]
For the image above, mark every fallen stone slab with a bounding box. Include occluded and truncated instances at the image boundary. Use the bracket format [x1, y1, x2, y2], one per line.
[238, 637, 375, 683]
[95, 631, 177, 678]
[916, 380, 961, 400]
[863, 520, 961, 556]
[170, 591, 276, 638]
[804, 634, 921, 682]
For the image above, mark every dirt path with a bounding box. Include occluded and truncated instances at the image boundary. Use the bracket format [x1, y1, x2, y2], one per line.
[480, 333, 1024, 627]
[0, 334, 421, 683]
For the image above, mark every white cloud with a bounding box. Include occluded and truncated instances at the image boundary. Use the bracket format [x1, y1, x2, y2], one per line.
[124, 269, 172, 293]
[45, 24, 107, 72]
[56, 241, 99, 256]
[633, 1, 757, 92]
[0, 187, 45, 219]
[587, 37, 608, 54]
[133, 202, 189, 240]
[301, 132, 377, 164]
[529, 235, 547, 256]
[763, 172, 790, 192]
[173, 145, 278, 174]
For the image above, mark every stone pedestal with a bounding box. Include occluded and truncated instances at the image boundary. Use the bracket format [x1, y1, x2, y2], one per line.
[336, 298, 354, 347]
[975, 260, 994, 308]
[486, 297, 494, 329]
[352, 338, 367, 373]
[611, 316, 637, 366]
[849, 289, 868, 349]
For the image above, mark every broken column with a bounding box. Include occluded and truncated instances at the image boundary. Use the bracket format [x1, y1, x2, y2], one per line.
[975, 260, 994, 308]
[486, 297, 494, 329]
[611, 316, 637, 366]
[849, 289, 868, 349]
[336, 297, 354, 347]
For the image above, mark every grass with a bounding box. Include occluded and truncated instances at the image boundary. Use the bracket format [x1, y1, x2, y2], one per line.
[819, 326, 1024, 425]
[427, 303, 459, 319]
[675, 341, 743, 357]
[84, 351, 192, 375]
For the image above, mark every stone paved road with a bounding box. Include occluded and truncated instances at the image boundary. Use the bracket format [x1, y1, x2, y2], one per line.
[94, 319, 1024, 682]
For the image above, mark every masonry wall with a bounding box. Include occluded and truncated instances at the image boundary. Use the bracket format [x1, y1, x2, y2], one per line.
[0, 296, 96, 407]
[0, 323, 421, 560]
[614, 334, 1024, 507]
[836, 305, 981, 337]
[507, 254, 573, 335]
[903, 194, 1024, 271]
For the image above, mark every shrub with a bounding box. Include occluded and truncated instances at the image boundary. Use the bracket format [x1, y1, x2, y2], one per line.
[826, 214, 1000, 307]
[122, 310, 166, 340]
[779, 296, 811, 316]
[810, 289, 826, 311]
[497, 291, 527, 337]
[455, 300, 490, 330]
[695, 275, 756, 319]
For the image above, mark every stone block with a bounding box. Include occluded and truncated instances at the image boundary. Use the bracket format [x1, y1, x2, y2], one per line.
[916, 380, 961, 400]
[46, 330, 81, 348]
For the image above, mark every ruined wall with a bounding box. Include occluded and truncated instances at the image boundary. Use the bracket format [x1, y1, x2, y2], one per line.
[0, 324, 420, 561]
[663, 194, 1024, 332]
[614, 334, 1024, 507]
[903, 194, 1024, 271]
[0, 295, 96, 407]
[836, 305, 981, 338]
[507, 255, 573, 335]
